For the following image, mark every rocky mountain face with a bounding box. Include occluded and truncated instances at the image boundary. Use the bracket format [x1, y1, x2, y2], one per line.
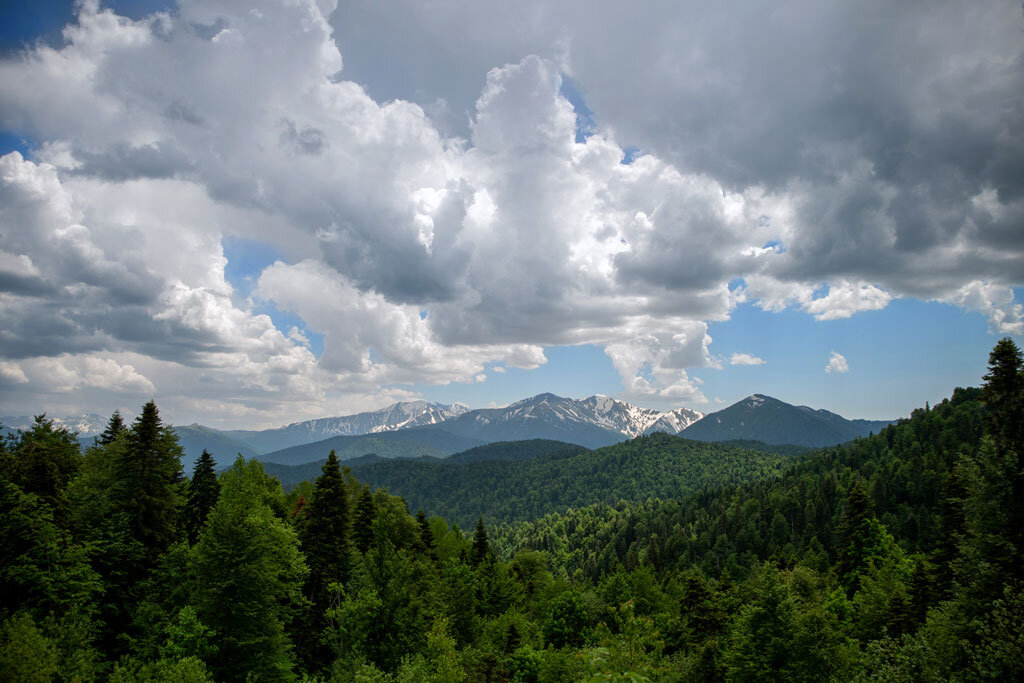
[224, 400, 471, 453]
[414, 393, 704, 449]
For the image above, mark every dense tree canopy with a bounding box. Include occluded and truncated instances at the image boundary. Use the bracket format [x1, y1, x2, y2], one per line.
[0, 340, 1021, 680]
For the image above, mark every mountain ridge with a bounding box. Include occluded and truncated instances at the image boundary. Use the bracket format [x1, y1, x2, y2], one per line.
[681, 393, 894, 447]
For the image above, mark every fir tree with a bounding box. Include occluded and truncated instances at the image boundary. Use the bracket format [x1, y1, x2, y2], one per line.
[0, 415, 82, 524]
[114, 401, 184, 564]
[981, 337, 1024, 447]
[185, 450, 220, 544]
[416, 509, 436, 560]
[99, 410, 126, 446]
[190, 457, 306, 682]
[835, 479, 877, 594]
[471, 516, 491, 566]
[298, 451, 352, 664]
[353, 484, 376, 554]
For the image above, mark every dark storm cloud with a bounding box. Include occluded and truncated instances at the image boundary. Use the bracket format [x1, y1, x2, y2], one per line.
[329, 0, 1024, 301]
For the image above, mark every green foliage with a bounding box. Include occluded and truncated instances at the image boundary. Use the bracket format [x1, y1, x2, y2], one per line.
[109, 655, 214, 682]
[0, 481, 101, 620]
[297, 450, 353, 670]
[114, 401, 185, 565]
[353, 484, 376, 554]
[344, 433, 795, 528]
[10, 341, 1024, 680]
[189, 456, 307, 681]
[471, 516, 492, 566]
[543, 590, 589, 649]
[100, 410, 127, 446]
[446, 439, 586, 464]
[184, 450, 220, 544]
[0, 612, 58, 683]
[0, 414, 82, 523]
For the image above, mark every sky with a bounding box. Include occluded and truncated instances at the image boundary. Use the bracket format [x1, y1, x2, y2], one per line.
[0, 0, 1022, 428]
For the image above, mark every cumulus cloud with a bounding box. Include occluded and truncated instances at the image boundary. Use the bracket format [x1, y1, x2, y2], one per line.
[0, 0, 1020, 423]
[730, 353, 766, 366]
[825, 352, 849, 375]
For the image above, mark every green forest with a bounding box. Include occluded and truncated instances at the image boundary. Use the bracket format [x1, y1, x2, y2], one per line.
[2, 340, 1023, 681]
[285, 436, 794, 529]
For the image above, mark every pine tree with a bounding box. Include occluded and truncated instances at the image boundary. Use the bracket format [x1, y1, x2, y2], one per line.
[185, 450, 220, 544]
[113, 401, 185, 564]
[99, 410, 126, 445]
[353, 484, 376, 554]
[471, 516, 491, 566]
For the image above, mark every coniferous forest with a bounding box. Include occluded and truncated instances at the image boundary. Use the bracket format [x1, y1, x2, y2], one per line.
[2, 340, 1023, 682]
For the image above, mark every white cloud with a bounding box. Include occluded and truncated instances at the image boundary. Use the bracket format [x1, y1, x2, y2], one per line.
[803, 281, 893, 321]
[730, 353, 766, 366]
[0, 361, 29, 385]
[825, 351, 849, 375]
[0, 0, 1020, 423]
[942, 281, 1024, 336]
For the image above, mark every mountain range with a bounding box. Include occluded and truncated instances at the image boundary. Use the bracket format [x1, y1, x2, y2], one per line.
[3, 392, 893, 470]
[221, 400, 471, 453]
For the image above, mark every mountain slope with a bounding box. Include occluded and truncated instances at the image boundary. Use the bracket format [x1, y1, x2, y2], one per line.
[497, 387, 982, 581]
[172, 425, 264, 471]
[417, 393, 704, 449]
[445, 439, 585, 464]
[272, 433, 795, 527]
[260, 426, 484, 466]
[681, 394, 893, 447]
[224, 400, 469, 453]
[1, 413, 108, 439]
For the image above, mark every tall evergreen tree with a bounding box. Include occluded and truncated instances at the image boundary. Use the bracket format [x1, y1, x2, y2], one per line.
[353, 484, 376, 554]
[114, 401, 185, 564]
[99, 410, 126, 446]
[185, 450, 220, 544]
[190, 457, 306, 682]
[0, 415, 82, 524]
[835, 479, 877, 594]
[416, 509, 436, 560]
[296, 451, 352, 670]
[981, 337, 1024, 446]
[970, 337, 1024, 585]
[471, 517, 491, 567]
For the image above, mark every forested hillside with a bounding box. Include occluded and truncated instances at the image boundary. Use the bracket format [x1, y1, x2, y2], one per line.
[313, 435, 793, 528]
[494, 386, 983, 579]
[1, 340, 1022, 681]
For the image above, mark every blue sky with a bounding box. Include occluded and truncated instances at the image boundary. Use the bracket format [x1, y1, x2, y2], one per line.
[0, 0, 1020, 427]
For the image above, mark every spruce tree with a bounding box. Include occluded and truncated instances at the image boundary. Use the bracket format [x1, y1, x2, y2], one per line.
[835, 479, 877, 594]
[353, 485, 376, 554]
[981, 337, 1024, 446]
[416, 509, 436, 560]
[190, 457, 306, 681]
[0, 416, 82, 524]
[185, 450, 220, 544]
[299, 454, 352, 602]
[114, 401, 184, 564]
[99, 410, 126, 445]
[471, 516, 491, 566]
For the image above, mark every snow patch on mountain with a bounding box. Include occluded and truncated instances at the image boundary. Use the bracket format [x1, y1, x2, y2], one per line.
[494, 393, 703, 439]
[1, 413, 109, 436]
